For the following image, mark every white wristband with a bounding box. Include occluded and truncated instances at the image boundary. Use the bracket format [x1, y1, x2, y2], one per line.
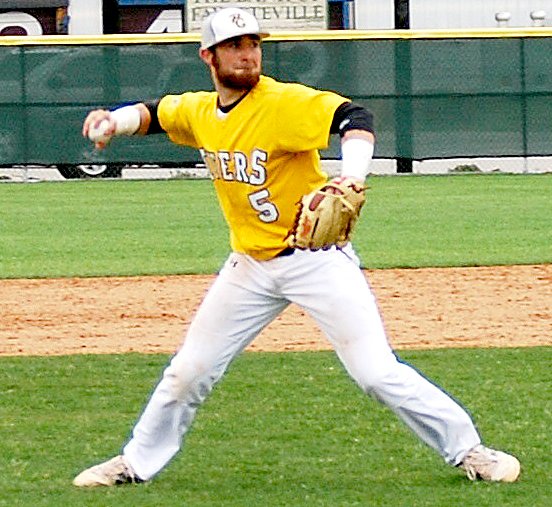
[340, 137, 374, 180]
[111, 105, 141, 136]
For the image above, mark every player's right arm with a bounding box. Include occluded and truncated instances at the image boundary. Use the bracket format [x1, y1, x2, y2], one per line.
[82, 103, 153, 150]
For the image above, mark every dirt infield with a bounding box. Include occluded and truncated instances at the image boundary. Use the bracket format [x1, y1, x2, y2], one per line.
[1, 264, 550, 356]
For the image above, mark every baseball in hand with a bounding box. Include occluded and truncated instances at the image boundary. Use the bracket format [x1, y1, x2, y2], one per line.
[88, 119, 112, 144]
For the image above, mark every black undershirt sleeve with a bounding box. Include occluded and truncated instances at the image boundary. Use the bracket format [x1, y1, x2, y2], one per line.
[330, 102, 375, 137]
[144, 100, 164, 134]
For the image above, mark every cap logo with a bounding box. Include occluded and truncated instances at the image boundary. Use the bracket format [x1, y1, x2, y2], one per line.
[230, 13, 246, 28]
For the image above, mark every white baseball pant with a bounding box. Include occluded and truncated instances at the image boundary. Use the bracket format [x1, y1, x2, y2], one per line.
[123, 245, 481, 480]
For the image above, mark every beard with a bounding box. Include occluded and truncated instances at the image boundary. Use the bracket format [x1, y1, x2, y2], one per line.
[212, 55, 260, 90]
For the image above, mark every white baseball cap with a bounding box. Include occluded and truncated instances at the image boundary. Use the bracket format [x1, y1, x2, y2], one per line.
[200, 7, 270, 50]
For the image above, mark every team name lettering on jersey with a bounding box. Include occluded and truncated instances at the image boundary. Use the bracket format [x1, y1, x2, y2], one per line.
[200, 148, 268, 185]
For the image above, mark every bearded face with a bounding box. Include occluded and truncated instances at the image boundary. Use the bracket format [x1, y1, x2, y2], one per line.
[212, 54, 260, 90]
[210, 36, 262, 91]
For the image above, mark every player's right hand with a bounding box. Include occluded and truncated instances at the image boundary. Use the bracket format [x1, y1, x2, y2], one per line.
[82, 109, 116, 150]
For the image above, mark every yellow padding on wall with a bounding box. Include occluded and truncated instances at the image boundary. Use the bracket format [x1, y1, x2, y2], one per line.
[2, 27, 552, 46]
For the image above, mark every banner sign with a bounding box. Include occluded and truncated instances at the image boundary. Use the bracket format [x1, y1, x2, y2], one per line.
[0, 7, 68, 35]
[186, 0, 328, 32]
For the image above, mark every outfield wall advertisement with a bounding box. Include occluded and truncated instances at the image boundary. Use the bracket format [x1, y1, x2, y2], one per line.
[186, 0, 328, 32]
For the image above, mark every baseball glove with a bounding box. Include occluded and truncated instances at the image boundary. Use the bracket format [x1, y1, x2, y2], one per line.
[288, 176, 367, 251]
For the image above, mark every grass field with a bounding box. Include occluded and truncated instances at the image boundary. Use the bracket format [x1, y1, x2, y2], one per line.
[0, 173, 550, 278]
[1, 348, 551, 506]
[1, 173, 550, 505]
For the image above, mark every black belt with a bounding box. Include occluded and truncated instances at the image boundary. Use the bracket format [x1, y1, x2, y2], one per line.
[275, 247, 295, 257]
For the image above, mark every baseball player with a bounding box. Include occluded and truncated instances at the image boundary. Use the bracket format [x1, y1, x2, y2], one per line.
[73, 7, 520, 487]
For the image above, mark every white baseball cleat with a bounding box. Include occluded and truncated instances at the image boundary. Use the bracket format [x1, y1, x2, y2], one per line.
[460, 444, 521, 482]
[73, 455, 142, 487]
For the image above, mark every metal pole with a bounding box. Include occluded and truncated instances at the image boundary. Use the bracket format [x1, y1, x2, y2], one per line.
[520, 38, 528, 173]
[394, 0, 410, 29]
[394, 1, 413, 173]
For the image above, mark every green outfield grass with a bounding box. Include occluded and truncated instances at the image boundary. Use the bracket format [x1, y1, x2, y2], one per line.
[1, 348, 550, 506]
[0, 173, 550, 278]
[1, 174, 550, 506]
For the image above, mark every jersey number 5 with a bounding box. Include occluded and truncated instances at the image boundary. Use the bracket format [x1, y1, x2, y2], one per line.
[248, 189, 279, 223]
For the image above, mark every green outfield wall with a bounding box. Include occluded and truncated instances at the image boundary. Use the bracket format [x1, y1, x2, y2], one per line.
[1, 28, 552, 166]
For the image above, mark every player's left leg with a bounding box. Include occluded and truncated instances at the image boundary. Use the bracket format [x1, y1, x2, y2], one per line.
[282, 246, 481, 466]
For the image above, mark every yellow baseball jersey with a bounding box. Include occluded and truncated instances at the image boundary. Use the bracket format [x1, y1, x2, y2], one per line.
[158, 75, 348, 260]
